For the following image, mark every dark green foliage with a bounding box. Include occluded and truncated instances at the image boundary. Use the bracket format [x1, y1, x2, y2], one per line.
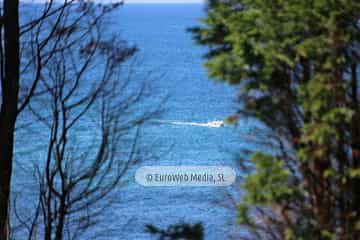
[146, 223, 204, 240]
[191, 0, 360, 239]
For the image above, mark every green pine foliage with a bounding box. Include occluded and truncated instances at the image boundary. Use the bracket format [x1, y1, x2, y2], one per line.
[191, 0, 360, 239]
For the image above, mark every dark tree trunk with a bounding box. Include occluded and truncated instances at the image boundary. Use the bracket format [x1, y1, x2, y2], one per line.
[55, 201, 66, 240]
[0, 0, 20, 239]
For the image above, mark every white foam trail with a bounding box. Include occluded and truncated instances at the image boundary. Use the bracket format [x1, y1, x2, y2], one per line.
[154, 120, 224, 128]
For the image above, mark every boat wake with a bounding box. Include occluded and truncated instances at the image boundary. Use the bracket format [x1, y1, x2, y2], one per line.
[154, 120, 224, 128]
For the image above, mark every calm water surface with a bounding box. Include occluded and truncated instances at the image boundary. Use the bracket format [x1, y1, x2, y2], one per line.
[14, 4, 256, 239]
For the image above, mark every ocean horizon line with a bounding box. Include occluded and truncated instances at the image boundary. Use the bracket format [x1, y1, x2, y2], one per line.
[20, 0, 205, 4]
[125, 1, 204, 4]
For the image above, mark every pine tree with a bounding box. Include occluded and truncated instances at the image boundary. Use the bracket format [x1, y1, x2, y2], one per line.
[191, 0, 360, 239]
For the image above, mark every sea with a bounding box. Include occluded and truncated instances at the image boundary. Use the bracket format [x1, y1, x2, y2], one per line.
[13, 3, 256, 240]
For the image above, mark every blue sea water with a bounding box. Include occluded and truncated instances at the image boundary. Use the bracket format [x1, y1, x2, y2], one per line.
[13, 3, 256, 240]
[105, 4, 247, 239]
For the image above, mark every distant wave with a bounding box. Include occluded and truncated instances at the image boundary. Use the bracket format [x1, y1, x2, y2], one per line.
[153, 120, 224, 128]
